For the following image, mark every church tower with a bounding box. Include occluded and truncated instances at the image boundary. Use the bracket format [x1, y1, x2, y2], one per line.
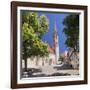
[53, 22, 59, 63]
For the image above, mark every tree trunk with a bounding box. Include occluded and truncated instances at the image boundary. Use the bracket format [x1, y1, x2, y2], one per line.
[42, 57, 44, 66]
[24, 57, 27, 71]
[36, 56, 39, 66]
[49, 59, 52, 65]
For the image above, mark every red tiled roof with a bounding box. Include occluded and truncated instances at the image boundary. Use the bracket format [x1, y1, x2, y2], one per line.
[48, 45, 55, 54]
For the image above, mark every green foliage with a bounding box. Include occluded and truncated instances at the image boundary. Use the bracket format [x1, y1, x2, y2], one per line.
[21, 11, 49, 60]
[63, 14, 79, 51]
[21, 11, 49, 38]
[39, 15, 49, 37]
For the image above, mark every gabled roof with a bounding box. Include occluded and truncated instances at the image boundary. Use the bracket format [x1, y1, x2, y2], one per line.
[48, 45, 55, 54]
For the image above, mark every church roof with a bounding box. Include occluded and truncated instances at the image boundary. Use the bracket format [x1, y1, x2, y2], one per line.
[48, 45, 55, 54]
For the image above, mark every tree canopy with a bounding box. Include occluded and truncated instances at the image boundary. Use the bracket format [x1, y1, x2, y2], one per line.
[21, 11, 49, 61]
[63, 14, 79, 51]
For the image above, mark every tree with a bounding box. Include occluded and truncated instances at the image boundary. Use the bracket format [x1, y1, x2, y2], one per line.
[21, 11, 49, 38]
[39, 15, 49, 38]
[21, 11, 49, 71]
[22, 23, 35, 71]
[63, 14, 79, 51]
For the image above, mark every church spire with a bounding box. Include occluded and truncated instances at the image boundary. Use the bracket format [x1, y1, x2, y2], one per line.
[54, 21, 57, 33]
[53, 19, 59, 63]
[53, 19, 58, 45]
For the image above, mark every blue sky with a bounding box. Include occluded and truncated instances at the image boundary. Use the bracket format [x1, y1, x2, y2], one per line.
[39, 12, 69, 54]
